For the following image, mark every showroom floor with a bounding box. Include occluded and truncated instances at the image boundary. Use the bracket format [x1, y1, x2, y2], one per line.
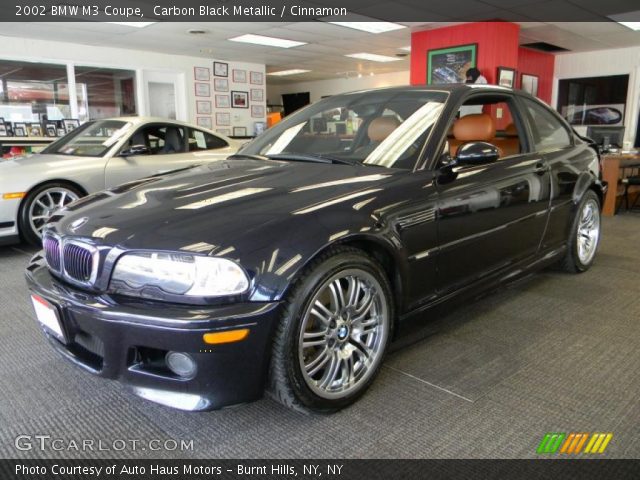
[0, 215, 638, 459]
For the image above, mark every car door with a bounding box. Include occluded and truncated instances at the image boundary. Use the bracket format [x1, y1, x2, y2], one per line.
[434, 93, 552, 294]
[104, 123, 191, 189]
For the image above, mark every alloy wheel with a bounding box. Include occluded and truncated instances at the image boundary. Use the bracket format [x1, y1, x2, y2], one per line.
[28, 187, 79, 237]
[576, 198, 600, 265]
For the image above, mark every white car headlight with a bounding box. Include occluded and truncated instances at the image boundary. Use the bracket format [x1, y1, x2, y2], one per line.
[111, 252, 250, 297]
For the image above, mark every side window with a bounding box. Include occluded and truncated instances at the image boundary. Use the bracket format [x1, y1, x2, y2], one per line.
[124, 124, 185, 155]
[187, 128, 228, 151]
[522, 98, 571, 151]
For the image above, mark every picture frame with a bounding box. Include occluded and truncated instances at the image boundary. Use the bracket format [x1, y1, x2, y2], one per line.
[231, 91, 249, 109]
[45, 122, 58, 137]
[250, 71, 264, 85]
[196, 100, 212, 114]
[214, 78, 229, 92]
[194, 66, 210, 81]
[251, 105, 265, 118]
[216, 128, 231, 136]
[0, 119, 7, 137]
[28, 123, 43, 137]
[427, 43, 477, 84]
[215, 112, 231, 126]
[215, 94, 230, 108]
[233, 126, 247, 137]
[250, 88, 264, 102]
[213, 61, 228, 77]
[194, 82, 211, 97]
[232, 69, 247, 83]
[497, 67, 516, 88]
[196, 117, 212, 129]
[63, 119, 80, 134]
[13, 122, 27, 137]
[521, 73, 539, 97]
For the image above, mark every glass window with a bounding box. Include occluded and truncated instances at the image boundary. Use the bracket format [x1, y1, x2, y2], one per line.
[42, 119, 131, 157]
[187, 128, 227, 151]
[74, 66, 136, 121]
[522, 98, 571, 151]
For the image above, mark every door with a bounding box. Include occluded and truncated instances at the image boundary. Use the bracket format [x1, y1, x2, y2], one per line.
[142, 70, 187, 121]
[148, 82, 176, 119]
[434, 94, 551, 293]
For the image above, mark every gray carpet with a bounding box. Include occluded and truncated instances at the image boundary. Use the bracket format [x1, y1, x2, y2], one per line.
[0, 215, 638, 459]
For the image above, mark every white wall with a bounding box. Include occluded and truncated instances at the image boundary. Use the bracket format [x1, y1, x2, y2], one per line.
[553, 46, 640, 147]
[267, 70, 410, 105]
[0, 35, 266, 135]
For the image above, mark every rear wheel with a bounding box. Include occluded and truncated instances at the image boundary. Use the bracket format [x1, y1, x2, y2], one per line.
[269, 247, 393, 413]
[559, 190, 601, 273]
[19, 183, 82, 245]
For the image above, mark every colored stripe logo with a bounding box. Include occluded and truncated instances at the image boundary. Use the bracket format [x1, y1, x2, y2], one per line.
[537, 433, 612, 454]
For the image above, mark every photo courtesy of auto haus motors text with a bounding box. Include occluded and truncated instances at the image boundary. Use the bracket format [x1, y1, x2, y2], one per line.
[1, 0, 640, 479]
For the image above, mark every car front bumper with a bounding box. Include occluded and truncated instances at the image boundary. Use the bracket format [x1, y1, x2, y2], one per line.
[0, 196, 20, 244]
[25, 253, 281, 411]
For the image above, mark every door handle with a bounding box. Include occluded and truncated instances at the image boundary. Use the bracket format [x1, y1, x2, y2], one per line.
[534, 162, 548, 175]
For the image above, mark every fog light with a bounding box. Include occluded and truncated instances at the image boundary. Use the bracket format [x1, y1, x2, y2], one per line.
[165, 351, 197, 378]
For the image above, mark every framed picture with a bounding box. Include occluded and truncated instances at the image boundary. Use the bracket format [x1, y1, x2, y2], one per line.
[233, 126, 247, 137]
[215, 94, 230, 108]
[0, 119, 7, 137]
[521, 73, 539, 97]
[13, 122, 27, 137]
[251, 105, 265, 118]
[250, 88, 264, 102]
[232, 69, 247, 83]
[427, 43, 477, 84]
[194, 66, 210, 81]
[213, 61, 228, 77]
[497, 67, 516, 88]
[215, 112, 231, 126]
[196, 100, 212, 114]
[214, 78, 229, 92]
[216, 128, 231, 136]
[28, 123, 43, 137]
[63, 119, 80, 134]
[196, 117, 212, 129]
[195, 82, 211, 97]
[231, 91, 249, 108]
[250, 71, 264, 85]
[45, 122, 58, 137]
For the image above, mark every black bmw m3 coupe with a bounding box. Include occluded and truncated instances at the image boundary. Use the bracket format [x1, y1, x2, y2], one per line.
[26, 84, 605, 413]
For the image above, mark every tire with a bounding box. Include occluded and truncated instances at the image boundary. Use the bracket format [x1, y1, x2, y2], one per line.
[559, 190, 601, 273]
[269, 246, 394, 413]
[19, 182, 83, 246]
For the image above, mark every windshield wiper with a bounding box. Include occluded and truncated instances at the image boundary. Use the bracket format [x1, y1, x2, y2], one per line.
[265, 153, 357, 166]
[227, 153, 270, 161]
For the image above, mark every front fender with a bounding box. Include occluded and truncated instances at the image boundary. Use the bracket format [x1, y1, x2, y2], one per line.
[572, 171, 606, 207]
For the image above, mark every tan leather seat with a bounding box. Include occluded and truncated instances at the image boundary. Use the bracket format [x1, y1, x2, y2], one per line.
[449, 113, 502, 157]
[492, 123, 520, 157]
[356, 116, 401, 157]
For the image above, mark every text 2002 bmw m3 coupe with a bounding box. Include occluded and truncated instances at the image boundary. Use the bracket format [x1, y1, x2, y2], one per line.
[26, 85, 605, 413]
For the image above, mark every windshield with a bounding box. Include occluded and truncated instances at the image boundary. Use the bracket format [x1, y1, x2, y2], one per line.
[240, 89, 448, 169]
[42, 120, 132, 157]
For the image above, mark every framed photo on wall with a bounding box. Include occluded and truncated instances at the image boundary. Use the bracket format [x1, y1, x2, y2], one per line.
[63, 119, 80, 134]
[427, 43, 477, 84]
[0, 118, 7, 137]
[233, 126, 247, 137]
[250, 88, 264, 102]
[216, 112, 231, 126]
[28, 123, 43, 137]
[232, 69, 247, 83]
[195, 82, 211, 97]
[213, 61, 228, 77]
[196, 117, 212, 129]
[250, 71, 264, 85]
[521, 73, 539, 97]
[215, 94, 230, 108]
[251, 105, 265, 118]
[497, 67, 516, 88]
[231, 91, 249, 108]
[13, 122, 27, 136]
[45, 122, 58, 137]
[196, 100, 212, 114]
[214, 78, 229, 92]
[194, 67, 210, 81]
[216, 128, 231, 136]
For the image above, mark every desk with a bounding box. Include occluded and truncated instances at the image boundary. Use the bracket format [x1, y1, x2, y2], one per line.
[602, 153, 640, 216]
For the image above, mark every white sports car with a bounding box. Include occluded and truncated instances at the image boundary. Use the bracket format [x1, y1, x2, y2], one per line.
[0, 117, 240, 245]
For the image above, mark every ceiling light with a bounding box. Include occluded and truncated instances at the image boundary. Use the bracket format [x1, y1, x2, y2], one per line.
[400, 46, 411, 51]
[267, 69, 311, 76]
[608, 11, 640, 30]
[329, 21, 405, 34]
[345, 53, 401, 63]
[228, 34, 306, 48]
[105, 22, 156, 28]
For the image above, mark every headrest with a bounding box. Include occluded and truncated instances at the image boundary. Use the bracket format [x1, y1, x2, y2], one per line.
[368, 116, 401, 143]
[504, 123, 518, 136]
[453, 113, 495, 142]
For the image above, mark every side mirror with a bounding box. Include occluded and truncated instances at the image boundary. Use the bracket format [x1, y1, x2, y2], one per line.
[455, 142, 499, 166]
[120, 144, 150, 157]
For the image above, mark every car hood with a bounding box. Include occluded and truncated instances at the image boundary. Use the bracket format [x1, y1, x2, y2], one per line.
[56, 159, 399, 251]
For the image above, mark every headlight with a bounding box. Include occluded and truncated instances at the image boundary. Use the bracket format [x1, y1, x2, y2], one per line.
[110, 252, 250, 297]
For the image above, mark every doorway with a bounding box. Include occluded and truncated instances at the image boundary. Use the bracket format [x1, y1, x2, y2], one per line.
[148, 82, 176, 119]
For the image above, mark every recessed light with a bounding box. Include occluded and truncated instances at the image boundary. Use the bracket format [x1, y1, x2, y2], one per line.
[267, 69, 311, 76]
[105, 22, 156, 28]
[345, 53, 401, 63]
[329, 21, 405, 34]
[228, 34, 306, 49]
[608, 11, 640, 30]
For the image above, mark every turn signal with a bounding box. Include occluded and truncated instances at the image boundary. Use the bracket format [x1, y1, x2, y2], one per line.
[203, 329, 250, 345]
[2, 192, 26, 200]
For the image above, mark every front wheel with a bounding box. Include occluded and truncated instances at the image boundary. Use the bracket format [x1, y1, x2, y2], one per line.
[559, 190, 601, 273]
[269, 247, 393, 413]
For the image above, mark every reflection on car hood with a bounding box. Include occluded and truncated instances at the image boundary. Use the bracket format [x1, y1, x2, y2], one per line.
[55, 159, 398, 250]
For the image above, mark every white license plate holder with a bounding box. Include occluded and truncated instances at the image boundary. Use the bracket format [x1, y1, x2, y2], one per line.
[31, 294, 66, 343]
